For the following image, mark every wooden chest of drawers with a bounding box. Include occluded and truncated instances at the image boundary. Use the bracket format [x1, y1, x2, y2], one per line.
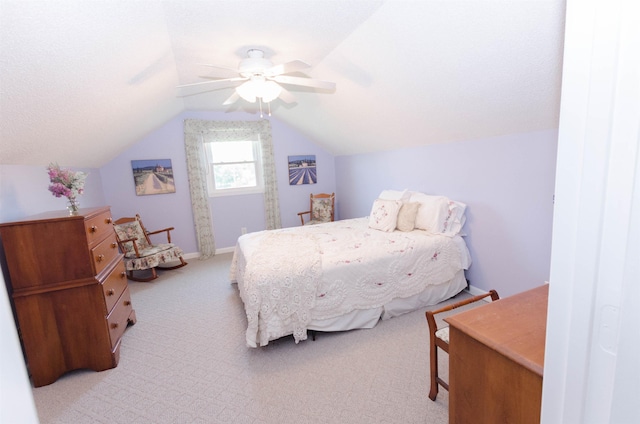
[446, 285, 548, 424]
[0, 206, 136, 387]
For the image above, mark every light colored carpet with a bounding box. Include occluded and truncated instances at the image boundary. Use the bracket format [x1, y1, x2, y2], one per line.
[32, 252, 472, 424]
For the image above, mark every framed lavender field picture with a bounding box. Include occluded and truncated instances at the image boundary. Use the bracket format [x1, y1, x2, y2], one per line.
[288, 155, 317, 185]
[131, 159, 176, 196]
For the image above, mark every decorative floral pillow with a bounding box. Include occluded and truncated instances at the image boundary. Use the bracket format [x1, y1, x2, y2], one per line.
[396, 201, 420, 232]
[368, 198, 402, 232]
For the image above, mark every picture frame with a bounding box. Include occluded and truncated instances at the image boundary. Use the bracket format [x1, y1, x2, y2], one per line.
[288, 155, 317, 185]
[131, 159, 176, 196]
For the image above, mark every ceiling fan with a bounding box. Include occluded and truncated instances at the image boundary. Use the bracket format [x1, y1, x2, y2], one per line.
[178, 49, 336, 108]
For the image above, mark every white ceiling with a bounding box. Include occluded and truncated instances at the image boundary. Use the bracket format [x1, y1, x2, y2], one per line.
[0, 0, 565, 168]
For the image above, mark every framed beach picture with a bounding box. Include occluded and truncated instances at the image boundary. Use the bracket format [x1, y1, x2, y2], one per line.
[131, 159, 176, 196]
[288, 155, 317, 185]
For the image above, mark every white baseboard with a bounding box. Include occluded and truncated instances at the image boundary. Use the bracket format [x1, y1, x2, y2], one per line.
[465, 284, 493, 302]
[182, 247, 234, 259]
[183, 252, 201, 260]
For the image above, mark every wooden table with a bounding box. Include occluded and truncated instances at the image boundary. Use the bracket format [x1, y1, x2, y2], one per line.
[445, 284, 548, 424]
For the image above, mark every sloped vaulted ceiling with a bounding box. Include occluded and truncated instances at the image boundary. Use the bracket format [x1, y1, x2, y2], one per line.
[0, 0, 565, 168]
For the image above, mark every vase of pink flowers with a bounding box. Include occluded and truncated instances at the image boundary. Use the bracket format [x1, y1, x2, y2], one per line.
[47, 163, 87, 215]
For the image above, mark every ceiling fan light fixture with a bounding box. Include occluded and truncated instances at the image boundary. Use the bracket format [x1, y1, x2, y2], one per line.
[260, 81, 282, 103]
[235, 80, 258, 103]
[236, 76, 282, 104]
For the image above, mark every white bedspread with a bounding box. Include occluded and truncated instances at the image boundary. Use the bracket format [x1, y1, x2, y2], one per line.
[230, 217, 471, 347]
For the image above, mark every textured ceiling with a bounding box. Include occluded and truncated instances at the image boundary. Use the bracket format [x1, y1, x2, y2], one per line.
[0, 0, 565, 168]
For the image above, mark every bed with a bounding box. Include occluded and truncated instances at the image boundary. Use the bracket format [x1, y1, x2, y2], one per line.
[230, 190, 471, 347]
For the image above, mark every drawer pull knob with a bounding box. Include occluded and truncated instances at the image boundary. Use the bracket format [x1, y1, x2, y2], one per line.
[107, 289, 115, 296]
[111, 323, 119, 329]
[124, 300, 131, 306]
[111, 242, 117, 249]
[106, 217, 113, 224]
[120, 272, 126, 278]
[90, 225, 98, 233]
[96, 254, 105, 262]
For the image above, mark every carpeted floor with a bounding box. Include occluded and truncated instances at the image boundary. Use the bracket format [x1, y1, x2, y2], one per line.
[32, 252, 472, 424]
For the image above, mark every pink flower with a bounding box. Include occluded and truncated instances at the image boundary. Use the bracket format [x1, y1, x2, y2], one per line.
[46, 163, 87, 201]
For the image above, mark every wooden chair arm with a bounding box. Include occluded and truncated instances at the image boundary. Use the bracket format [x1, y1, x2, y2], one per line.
[297, 211, 310, 226]
[146, 227, 175, 235]
[116, 237, 141, 257]
[146, 227, 174, 243]
[425, 290, 500, 331]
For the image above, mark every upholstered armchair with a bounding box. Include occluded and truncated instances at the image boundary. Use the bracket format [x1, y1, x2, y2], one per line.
[113, 214, 187, 282]
[297, 192, 335, 225]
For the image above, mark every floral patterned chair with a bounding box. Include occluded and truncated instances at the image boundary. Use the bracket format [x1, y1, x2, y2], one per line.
[297, 192, 335, 225]
[113, 214, 187, 282]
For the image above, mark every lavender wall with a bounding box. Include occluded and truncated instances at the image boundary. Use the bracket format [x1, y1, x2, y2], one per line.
[272, 116, 337, 226]
[0, 121, 555, 298]
[100, 111, 336, 254]
[99, 116, 197, 254]
[0, 164, 106, 223]
[335, 130, 558, 297]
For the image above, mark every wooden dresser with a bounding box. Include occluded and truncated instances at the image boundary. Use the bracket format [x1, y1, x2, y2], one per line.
[445, 284, 548, 424]
[0, 206, 136, 387]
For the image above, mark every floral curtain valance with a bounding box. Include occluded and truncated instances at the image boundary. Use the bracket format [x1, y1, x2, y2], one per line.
[185, 119, 267, 141]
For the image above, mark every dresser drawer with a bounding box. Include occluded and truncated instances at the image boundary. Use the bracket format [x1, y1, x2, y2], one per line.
[107, 287, 133, 350]
[102, 261, 128, 313]
[85, 209, 114, 245]
[91, 234, 120, 275]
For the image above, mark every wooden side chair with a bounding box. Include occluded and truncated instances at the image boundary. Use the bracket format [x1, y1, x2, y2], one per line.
[297, 192, 335, 225]
[425, 289, 500, 401]
[113, 214, 187, 282]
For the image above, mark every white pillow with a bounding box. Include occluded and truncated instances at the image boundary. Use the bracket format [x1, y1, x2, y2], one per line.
[410, 193, 450, 233]
[442, 200, 467, 236]
[368, 198, 402, 232]
[396, 202, 420, 232]
[378, 189, 412, 202]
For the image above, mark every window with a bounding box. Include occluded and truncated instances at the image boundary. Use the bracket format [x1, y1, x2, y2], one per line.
[205, 138, 263, 196]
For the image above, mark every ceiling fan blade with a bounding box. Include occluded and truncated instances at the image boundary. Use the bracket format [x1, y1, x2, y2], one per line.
[271, 75, 335, 90]
[176, 77, 247, 89]
[198, 63, 239, 73]
[223, 92, 240, 105]
[277, 86, 297, 104]
[265, 60, 310, 77]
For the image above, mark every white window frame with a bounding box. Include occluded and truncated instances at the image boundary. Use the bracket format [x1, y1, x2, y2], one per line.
[204, 137, 264, 197]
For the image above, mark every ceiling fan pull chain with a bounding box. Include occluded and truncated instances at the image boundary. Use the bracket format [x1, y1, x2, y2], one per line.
[268, 101, 272, 117]
[259, 97, 264, 118]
